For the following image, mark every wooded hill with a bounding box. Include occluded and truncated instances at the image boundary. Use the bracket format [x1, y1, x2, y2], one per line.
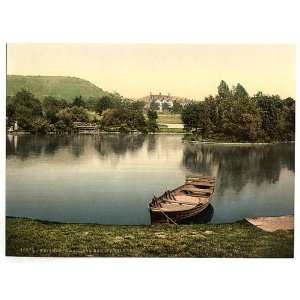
[7, 75, 109, 102]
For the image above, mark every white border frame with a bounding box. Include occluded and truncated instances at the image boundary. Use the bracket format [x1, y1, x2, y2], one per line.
[0, 1, 299, 300]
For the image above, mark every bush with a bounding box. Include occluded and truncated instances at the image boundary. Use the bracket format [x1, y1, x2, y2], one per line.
[55, 120, 67, 131]
[31, 117, 50, 134]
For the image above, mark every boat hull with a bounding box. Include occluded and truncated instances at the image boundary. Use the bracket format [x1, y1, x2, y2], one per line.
[151, 204, 214, 224]
[150, 202, 210, 222]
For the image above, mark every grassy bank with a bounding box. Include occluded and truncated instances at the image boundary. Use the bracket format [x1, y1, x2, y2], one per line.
[6, 217, 293, 257]
[157, 113, 182, 124]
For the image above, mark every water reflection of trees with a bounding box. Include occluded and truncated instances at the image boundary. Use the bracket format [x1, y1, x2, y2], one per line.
[7, 134, 147, 160]
[7, 135, 45, 160]
[6, 135, 72, 160]
[69, 135, 86, 158]
[147, 135, 157, 153]
[93, 134, 146, 158]
[182, 143, 294, 194]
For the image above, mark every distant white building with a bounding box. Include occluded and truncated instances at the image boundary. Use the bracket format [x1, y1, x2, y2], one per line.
[149, 92, 174, 112]
[144, 92, 194, 112]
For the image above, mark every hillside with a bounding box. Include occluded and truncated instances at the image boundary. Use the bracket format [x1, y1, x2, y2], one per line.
[7, 75, 109, 102]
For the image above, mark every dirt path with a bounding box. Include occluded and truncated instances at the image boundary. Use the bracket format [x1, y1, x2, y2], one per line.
[246, 215, 294, 232]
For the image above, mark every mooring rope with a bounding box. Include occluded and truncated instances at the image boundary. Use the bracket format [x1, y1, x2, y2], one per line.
[158, 208, 177, 225]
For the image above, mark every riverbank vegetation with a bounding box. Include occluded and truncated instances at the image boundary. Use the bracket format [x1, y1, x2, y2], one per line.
[6, 80, 295, 142]
[6, 90, 158, 134]
[6, 217, 293, 257]
[182, 81, 295, 142]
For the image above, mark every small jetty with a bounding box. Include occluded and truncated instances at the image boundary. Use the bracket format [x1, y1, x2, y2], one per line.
[73, 122, 98, 134]
[149, 176, 216, 224]
[246, 215, 294, 232]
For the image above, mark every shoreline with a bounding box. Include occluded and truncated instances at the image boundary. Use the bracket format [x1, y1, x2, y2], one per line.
[7, 132, 295, 144]
[184, 140, 295, 145]
[6, 216, 294, 257]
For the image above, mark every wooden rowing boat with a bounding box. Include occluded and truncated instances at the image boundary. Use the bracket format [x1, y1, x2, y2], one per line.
[149, 176, 216, 223]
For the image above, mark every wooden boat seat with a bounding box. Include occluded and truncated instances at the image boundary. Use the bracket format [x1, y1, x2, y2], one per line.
[186, 179, 215, 183]
[191, 182, 215, 188]
[168, 195, 207, 205]
[186, 176, 215, 180]
[183, 184, 213, 191]
[181, 189, 212, 196]
[174, 194, 200, 202]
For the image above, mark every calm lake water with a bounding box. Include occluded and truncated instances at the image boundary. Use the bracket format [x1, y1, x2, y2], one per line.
[6, 134, 294, 225]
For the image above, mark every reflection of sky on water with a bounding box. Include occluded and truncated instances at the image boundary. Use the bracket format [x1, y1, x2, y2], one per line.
[6, 135, 294, 224]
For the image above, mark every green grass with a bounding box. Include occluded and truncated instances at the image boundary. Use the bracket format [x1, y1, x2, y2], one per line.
[7, 75, 109, 102]
[6, 217, 294, 257]
[157, 113, 182, 124]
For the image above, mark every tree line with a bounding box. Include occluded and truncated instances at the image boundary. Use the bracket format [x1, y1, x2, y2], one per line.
[6, 90, 158, 134]
[6, 81, 295, 141]
[181, 80, 295, 142]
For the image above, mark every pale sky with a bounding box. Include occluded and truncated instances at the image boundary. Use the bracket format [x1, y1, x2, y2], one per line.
[7, 44, 295, 100]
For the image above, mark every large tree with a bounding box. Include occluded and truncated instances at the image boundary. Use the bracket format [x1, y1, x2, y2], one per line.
[8, 89, 44, 131]
[147, 109, 158, 132]
[181, 102, 202, 132]
[222, 96, 261, 141]
[254, 92, 283, 140]
[43, 96, 67, 123]
[234, 83, 248, 98]
[217, 80, 231, 98]
[171, 100, 183, 113]
[6, 96, 16, 127]
[72, 96, 85, 108]
[277, 97, 295, 141]
[95, 96, 114, 114]
[56, 106, 89, 127]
